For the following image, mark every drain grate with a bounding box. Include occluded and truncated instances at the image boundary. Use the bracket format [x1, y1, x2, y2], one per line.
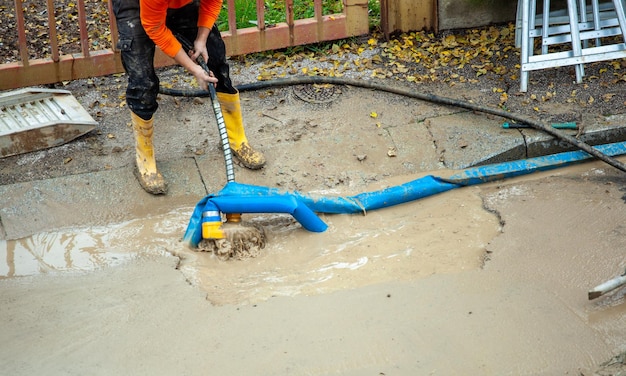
[0, 88, 97, 158]
[292, 84, 342, 103]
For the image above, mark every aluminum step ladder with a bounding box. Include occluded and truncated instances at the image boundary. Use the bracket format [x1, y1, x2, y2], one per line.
[0, 88, 97, 158]
[517, 0, 626, 92]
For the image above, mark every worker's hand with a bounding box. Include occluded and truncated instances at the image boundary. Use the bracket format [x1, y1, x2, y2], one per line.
[173, 45, 216, 91]
[190, 26, 211, 64]
[191, 65, 217, 92]
[190, 41, 209, 65]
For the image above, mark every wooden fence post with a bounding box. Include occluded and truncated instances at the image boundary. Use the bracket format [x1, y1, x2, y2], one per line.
[344, 0, 370, 36]
[382, 0, 438, 38]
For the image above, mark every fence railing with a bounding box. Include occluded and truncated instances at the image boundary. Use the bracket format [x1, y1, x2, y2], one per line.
[0, 0, 369, 91]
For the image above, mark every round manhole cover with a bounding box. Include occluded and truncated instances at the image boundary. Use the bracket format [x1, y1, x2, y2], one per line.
[292, 84, 341, 103]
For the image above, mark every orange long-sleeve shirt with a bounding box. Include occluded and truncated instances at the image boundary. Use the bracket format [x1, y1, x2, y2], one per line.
[140, 0, 222, 57]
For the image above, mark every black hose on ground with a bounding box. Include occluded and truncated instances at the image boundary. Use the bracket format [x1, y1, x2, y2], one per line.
[159, 76, 626, 173]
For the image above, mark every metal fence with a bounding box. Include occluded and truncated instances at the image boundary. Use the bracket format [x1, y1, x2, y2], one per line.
[0, 0, 369, 90]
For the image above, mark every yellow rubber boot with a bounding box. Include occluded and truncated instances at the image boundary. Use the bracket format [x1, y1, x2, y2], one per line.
[130, 112, 167, 195]
[216, 91, 266, 170]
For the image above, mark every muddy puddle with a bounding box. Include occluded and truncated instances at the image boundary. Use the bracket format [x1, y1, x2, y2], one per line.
[0, 207, 189, 278]
[1, 178, 500, 306]
[2, 165, 626, 374]
[176, 184, 499, 305]
[3, 166, 625, 311]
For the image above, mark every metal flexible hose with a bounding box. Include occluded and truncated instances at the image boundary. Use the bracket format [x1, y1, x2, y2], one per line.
[174, 34, 236, 183]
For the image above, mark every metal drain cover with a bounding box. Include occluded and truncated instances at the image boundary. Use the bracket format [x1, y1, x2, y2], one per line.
[293, 84, 341, 103]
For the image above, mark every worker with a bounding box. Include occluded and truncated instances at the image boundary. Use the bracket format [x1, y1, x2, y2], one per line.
[111, 0, 266, 195]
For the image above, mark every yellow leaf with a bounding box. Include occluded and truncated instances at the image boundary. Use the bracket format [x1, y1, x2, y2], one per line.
[603, 93, 616, 102]
[442, 35, 458, 48]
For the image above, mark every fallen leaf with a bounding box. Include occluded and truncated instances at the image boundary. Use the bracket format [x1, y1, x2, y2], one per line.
[603, 93, 616, 102]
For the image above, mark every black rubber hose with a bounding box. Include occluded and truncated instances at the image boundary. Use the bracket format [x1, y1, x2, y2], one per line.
[159, 76, 626, 173]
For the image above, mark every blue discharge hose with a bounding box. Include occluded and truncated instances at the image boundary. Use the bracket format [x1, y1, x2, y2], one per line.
[183, 140, 626, 247]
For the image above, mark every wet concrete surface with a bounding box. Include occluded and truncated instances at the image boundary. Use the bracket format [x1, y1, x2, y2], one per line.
[1, 61, 626, 374]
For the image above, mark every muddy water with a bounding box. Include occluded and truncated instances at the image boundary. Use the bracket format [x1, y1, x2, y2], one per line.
[1, 178, 500, 305]
[482, 165, 626, 354]
[175, 184, 499, 305]
[0, 208, 189, 278]
[2, 165, 626, 374]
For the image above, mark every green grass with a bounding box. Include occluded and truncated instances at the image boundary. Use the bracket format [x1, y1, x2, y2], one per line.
[368, 0, 380, 30]
[216, 0, 380, 31]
